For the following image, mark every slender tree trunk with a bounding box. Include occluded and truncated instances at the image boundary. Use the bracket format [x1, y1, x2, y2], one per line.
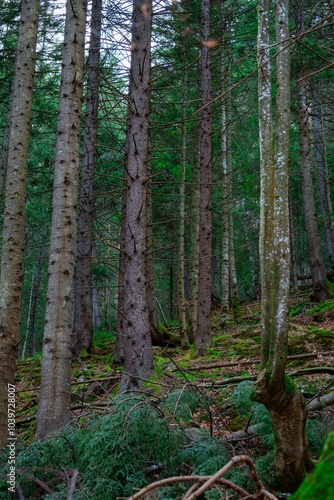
[0, 0, 40, 450]
[120, 0, 153, 391]
[257, 0, 275, 365]
[311, 83, 334, 268]
[115, 186, 126, 363]
[146, 171, 161, 343]
[178, 67, 188, 344]
[188, 150, 200, 340]
[196, 0, 213, 355]
[26, 231, 46, 357]
[289, 185, 299, 293]
[221, 87, 230, 322]
[253, 0, 309, 491]
[221, 7, 239, 324]
[0, 89, 13, 199]
[72, 0, 102, 356]
[297, 77, 329, 301]
[36, 0, 87, 440]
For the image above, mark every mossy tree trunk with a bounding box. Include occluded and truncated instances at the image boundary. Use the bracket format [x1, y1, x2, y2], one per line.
[254, 0, 309, 491]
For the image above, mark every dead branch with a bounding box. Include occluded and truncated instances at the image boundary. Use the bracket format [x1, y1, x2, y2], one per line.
[307, 390, 334, 411]
[187, 351, 334, 372]
[288, 367, 334, 376]
[67, 469, 79, 500]
[127, 474, 250, 499]
[127, 455, 278, 500]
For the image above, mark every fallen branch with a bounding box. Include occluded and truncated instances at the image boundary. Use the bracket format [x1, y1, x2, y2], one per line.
[127, 474, 250, 499]
[127, 455, 277, 500]
[188, 351, 334, 372]
[199, 366, 334, 387]
[307, 390, 334, 411]
[67, 469, 79, 500]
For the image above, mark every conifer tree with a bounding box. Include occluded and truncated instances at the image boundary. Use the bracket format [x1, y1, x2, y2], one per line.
[0, 0, 40, 449]
[36, 0, 87, 440]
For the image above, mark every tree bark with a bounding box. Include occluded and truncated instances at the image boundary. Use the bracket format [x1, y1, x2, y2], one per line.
[120, 0, 154, 391]
[36, 0, 87, 440]
[311, 83, 334, 269]
[196, 0, 213, 355]
[188, 149, 200, 340]
[177, 65, 188, 344]
[254, 0, 309, 491]
[0, 0, 40, 449]
[72, 0, 102, 357]
[115, 186, 126, 363]
[297, 77, 329, 301]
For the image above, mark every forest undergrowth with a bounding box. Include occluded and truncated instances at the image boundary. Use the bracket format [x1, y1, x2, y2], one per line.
[1, 293, 334, 499]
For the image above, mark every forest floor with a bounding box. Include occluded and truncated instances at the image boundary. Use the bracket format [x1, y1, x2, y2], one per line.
[12, 293, 334, 498]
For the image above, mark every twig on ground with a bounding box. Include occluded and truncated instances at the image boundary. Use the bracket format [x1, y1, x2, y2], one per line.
[67, 469, 79, 500]
[127, 455, 278, 500]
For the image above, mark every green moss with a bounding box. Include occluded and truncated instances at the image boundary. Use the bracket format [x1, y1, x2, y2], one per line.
[325, 279, 334, 299]
[307, 298, 334, 317]
[289, 300, 310, 317]
[283, 374, 296, 396]
[291, 432, 334, 500]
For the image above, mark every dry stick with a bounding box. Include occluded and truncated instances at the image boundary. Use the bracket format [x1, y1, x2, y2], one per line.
[67, 469, 79, 500]
[15, 375, 121, 393]
[15, 469, 56, 497]
[128, 475, 250, 500]
[199, 367, 334, 387]
[188, 351, 334, 372]
[183, 455, 277, 500]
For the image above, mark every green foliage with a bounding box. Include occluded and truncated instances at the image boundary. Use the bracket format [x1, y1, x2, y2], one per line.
[161, 389, 206, 423]
[93, 330, 115, 347]
[0, 391, 228, 499]
[306, 417, 334, 457]
[182, 438, 228, 476]
[291, 432, 334, 500]
[231, 381, 274, 447]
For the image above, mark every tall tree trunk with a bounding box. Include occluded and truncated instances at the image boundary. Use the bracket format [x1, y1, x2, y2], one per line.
[289, 185, 299, 293]
[0, 0, 40, 449]
[115, 186, 126, 363]
[297, 77, 329, 301]
[146, 171, 160, 342]
[177, 66, 188, 344]
[196, 0, 213, 355]
[221, 6, 238, 324]
[120, 0, 153, 391]
[72, 0, 102, 356]
[0, 89, 13, 200]
[311, 83, 334, 268]
[253, 0, 308, 491]
[36, 0, 87, 440]
[188, 150, 200, 340]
